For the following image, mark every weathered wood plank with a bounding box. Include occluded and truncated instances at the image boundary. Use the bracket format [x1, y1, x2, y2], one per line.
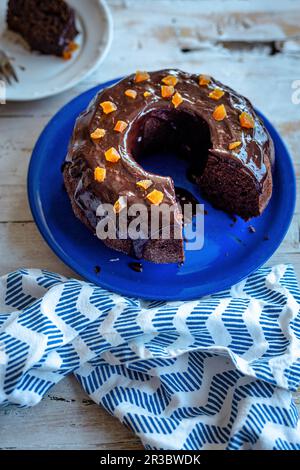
[0, 0, 299, 451]
[0, 377, 143, 450]
[0, 222, 76, 277]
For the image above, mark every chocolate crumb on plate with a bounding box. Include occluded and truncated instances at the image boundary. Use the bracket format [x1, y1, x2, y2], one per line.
[94, 265, 101, 274]
[129, 262, 143, 273]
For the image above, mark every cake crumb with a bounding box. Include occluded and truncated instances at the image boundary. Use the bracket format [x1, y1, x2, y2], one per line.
[129, 262, 143, 273]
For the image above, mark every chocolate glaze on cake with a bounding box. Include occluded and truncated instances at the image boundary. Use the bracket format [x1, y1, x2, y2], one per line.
[63, 69, 274, 264]
[7, 0, 78, 57]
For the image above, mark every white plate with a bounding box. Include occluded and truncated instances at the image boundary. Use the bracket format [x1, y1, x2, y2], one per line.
[0, 0, 113, 101]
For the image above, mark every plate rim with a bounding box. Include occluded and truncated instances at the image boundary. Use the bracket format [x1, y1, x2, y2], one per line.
[27, 79, 297, 300]
[4, 0, 114, 102]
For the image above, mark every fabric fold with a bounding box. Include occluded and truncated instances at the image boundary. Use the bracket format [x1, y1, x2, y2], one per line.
[0, 265, 299, 449]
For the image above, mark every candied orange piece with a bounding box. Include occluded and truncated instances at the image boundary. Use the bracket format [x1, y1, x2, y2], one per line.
[239, 112, 255, 129]
[114, 120, 128, 133]
[144, 91, 152, 97]
[105, 147, 121, 162]
[125, 89, 137, 99]
[199, 75, 211, 86]
[213, 104, 227, 121]
[135, 71, 150, 83]
[228, 141, 242, 150]
[100, 101, 117, 114]
[68, 42, 79, 52]
[209, 88, 225, 101]
[146, 189, 164, 205]
[136, 179, 153, 190]
[161, 85, 175, 98]
[90, 128, 106, 140]
[162, 75, 178, 86]
[114, 196, 127, 214]
[172, 91, 183, 108]
[94, 167, 106, 182]
[63, 50, 72, 60]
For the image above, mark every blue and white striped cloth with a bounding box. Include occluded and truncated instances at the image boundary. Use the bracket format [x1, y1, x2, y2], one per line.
[0, 264, 300, 450]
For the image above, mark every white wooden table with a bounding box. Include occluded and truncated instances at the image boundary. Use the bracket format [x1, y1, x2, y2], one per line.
[0, 0, 299, 450]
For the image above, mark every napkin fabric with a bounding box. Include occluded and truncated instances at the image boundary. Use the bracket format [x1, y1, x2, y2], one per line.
[0, 264, 300, 450]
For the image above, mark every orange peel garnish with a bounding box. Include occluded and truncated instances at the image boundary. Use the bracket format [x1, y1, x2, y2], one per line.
[136, 179, 153, 190]
[105, 147, 121, 163]
[90, 128, 106, 140]
[209, 88, 225, 101]
[114, 196, 127, 214]
[68, 42, 79, 52]
[162, 75, 178, 86]
[199, 75, 211, 86]
[146, 189, 164, 205]
[114, 120, 128, 133]
[228, 141, 242, 150]
[63, 51, 72, 60]
[100, 101, 117, 114]
[125, 89, 137, 99]
[212, 104, 227, 121]
[172, 91, 183, 108]
[94, 167, 106, 182]
[134, 71, 150, 83]
[62, 42, 79, 59]
[161, 85, 175, 98]
[239, 112, 255, 129]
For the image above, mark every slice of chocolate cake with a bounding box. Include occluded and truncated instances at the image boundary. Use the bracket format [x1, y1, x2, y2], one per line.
[7, 0, 78, 57]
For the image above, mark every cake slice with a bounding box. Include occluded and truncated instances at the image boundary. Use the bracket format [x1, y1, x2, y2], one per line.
[7, 0, 78, 57]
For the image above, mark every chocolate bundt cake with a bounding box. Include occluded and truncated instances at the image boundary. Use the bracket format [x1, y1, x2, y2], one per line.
[7, 0, 78, 57]
[63, 69, 274, 264]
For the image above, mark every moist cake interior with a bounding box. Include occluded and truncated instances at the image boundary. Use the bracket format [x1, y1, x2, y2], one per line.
[130, 108, 211, 182]
[129, 108, 260, 219]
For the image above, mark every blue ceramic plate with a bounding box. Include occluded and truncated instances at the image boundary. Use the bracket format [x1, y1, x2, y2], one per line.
[28, 79, 296, 300]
